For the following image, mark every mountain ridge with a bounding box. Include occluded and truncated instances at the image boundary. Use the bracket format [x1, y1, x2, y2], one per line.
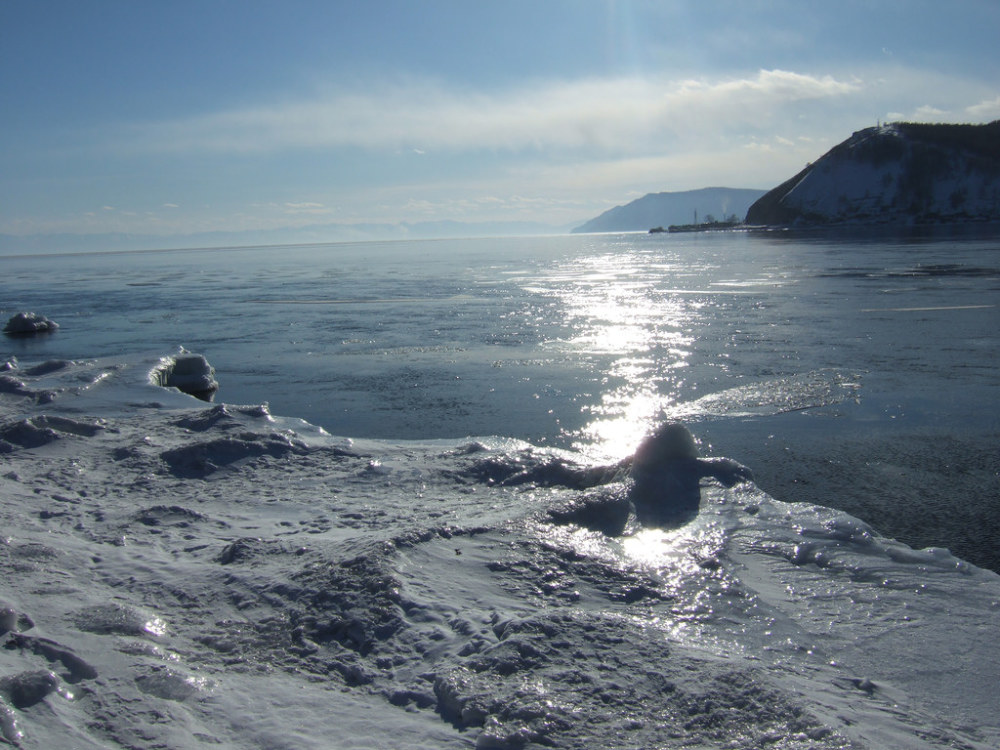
[571, 187, 766, 233]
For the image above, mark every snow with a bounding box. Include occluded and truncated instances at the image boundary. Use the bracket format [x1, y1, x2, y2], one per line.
[1, 354, 998, 748]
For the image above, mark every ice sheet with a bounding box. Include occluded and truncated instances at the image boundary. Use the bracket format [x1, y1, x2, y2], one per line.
[1, 357, 997, 748]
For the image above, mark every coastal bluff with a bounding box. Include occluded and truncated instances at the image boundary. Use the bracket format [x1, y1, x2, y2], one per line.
[746, 121, 1000, 226]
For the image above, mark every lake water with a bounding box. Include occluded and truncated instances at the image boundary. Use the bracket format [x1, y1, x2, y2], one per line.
[2, 228, 999, 748]
[4, 230, 999, 566]
[3, 230, 999, 554]
[4, 230, 997, 439]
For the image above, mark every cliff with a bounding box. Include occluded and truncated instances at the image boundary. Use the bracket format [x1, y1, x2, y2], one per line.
[746, 121, 1000, 226]
[572, 187, 765, 233]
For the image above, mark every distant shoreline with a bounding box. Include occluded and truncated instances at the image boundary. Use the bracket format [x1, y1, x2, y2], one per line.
[647, 219, 1000, 238]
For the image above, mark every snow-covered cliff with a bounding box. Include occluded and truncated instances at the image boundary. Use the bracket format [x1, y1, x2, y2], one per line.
[746, 121, 1000, 226]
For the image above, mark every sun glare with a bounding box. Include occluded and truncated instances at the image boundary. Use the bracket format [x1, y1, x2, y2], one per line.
[544, 249, 698, 460]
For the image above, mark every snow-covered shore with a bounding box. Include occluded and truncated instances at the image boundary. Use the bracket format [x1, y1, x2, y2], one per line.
[1, 355, 998, 748]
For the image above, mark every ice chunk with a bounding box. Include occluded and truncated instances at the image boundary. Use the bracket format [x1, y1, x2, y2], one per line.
[3, 312, 59, 335]
[151, 351, 218, 401]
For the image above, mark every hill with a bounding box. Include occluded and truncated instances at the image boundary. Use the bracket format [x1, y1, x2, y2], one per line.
[572, 187, 766, 233]
[746, 121, 1000, 226]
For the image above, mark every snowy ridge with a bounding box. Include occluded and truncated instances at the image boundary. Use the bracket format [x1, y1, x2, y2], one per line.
[747, 121, 1000, 226]
[1, 356, 999, 748]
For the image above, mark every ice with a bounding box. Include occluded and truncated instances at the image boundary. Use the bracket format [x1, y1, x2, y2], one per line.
[0, 670, 59, 709]
[2, 313, 59, 336]
[0, 354, 998, 748]
[151, 350, 219, 401]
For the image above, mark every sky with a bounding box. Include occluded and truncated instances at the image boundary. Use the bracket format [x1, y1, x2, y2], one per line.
[2, 0, 999, 245]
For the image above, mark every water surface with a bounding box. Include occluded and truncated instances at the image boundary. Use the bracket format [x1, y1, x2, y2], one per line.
[3, 229, 998, 564]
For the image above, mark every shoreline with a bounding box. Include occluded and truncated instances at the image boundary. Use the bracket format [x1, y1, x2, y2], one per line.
[5, 350, 997, 573]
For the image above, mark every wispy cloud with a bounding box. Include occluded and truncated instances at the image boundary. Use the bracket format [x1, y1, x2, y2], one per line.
[122, 69, 860, 157]
[967, 96, 1000, 120]
[283, 201, 330, 215]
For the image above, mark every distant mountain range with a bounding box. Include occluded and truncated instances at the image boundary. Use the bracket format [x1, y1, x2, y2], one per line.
[746, 121, 1000, 226]
[571, 187, 766, 233]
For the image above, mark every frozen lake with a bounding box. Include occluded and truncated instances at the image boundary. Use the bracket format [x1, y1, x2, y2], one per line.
[1, 228, 999, 748]
[4, 229, 998, 565]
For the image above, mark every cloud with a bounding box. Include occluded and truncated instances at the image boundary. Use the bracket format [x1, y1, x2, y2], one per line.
[284, 201, 329, 214]
[887, 97, 999, 124]
[966, 96, 1000, 120]
[123, 69, 859, 157]
[680, 69, 856, 100]
[912, 105, 948, 120]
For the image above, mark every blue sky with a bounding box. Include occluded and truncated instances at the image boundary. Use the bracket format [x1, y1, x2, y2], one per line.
[2, 0, 999, 242]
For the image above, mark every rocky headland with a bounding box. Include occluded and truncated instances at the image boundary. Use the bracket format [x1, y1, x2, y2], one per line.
[746, 121, 1000, 227]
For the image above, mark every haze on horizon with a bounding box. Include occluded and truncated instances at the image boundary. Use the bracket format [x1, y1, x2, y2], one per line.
[2, 0, 999, 249]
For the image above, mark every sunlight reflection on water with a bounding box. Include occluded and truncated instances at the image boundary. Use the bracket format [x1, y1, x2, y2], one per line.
[536, 249, 699, 460]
